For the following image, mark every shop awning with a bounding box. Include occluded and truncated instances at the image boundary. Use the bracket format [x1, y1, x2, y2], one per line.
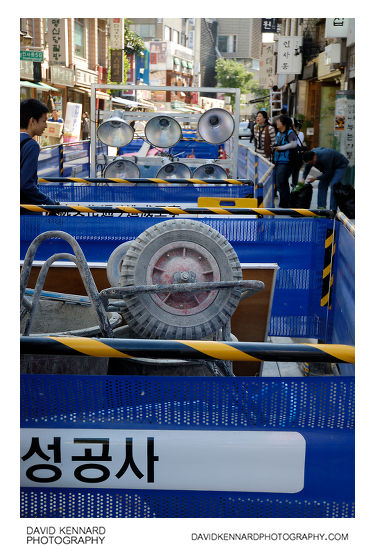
[75, 86, 111, 100]
[181, 60, 188, 68]
[111, 96, 139, 107]
[187, 61, 193, 69]
[173, 57, 181, 66]
[20, 80, 58, 91]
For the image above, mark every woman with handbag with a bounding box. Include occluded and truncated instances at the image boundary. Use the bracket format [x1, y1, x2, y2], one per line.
[290, 120, 306, 189]
[253, 111, 276, 161]
[273, 116, 297, 208]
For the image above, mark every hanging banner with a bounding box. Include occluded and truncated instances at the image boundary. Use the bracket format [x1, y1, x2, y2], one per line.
[47, 18, 68, 65]
[110, 49, 124, 83]
[109, 18, 124, 50]
[259, 43, 277, 87]
[277, 36, 303, 75]
[63, 102, 82, 143]
[21, 428, 306, 493]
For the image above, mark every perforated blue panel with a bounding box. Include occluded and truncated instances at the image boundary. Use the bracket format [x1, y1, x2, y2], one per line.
[20, 217, 334, 339]
[38, 184, 254, 204]
[118, 139, 220, 160]
[20, 374, 354, 518]
[329, 223, 355, 376]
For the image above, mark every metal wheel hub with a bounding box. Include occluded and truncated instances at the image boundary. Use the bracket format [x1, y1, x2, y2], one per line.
[146, 240, 220, 315]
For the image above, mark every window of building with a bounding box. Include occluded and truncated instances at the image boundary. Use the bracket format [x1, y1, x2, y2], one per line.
[218, 35, 237, 53]
[164, 26, 171, 41]
[181, 32, 186, 46]
[74, 18, 86, 58]
[173, 29, 179, 43]
[130, 24, 156, 39]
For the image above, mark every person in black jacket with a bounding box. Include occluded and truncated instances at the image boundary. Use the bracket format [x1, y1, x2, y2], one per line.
[20, 99, 57, 205]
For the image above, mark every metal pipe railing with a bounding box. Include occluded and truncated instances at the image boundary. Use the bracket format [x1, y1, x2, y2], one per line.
[336, 209, 355, 236]
[20, 336, 355, 364]
[39, 177, 252, 185]
[20, 205, 335, 218]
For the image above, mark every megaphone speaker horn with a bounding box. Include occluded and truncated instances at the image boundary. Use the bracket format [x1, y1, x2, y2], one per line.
[198, 108, 235, 144]
[145, 115, 182, 148]
[97, 110, 134, 147]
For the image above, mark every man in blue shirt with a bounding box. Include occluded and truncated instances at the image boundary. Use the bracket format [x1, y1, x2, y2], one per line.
[48, 109, 64, 123]
[20, 99, 56, 205]
[302, 148, 349, 209]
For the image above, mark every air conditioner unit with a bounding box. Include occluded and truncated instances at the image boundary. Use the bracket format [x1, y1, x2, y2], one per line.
[324, 43, 341, 64]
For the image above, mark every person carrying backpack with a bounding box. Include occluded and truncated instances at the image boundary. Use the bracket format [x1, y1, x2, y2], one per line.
[272, 115, 297, 208]
[20, 99, 57, 205]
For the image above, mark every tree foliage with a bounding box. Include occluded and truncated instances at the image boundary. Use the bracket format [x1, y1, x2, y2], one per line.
[215, 58, 254, 106]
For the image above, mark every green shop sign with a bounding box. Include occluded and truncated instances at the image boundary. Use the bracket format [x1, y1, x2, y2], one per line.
[20, 50, 44, 62]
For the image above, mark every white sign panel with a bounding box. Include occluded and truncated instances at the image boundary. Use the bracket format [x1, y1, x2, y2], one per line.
[109, 18, 124, 50]
[259, 43, 277, 87]
[50, 65, 74, 87]
[21, 428, 306, 494]
[63, 102, 82, 143]
[188, 30, 195, 50]
[325, 18, 349, 38]
[277, 36, 302, 75]
[347, 19, 355, 47]
[47, 18, 68, 65]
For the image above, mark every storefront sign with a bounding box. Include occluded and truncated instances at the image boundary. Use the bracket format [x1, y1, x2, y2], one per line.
[335, 91, 355, 166]
[75, 68, 98, 86]
[110, 49, 124, 83]
[259, 42, 277, 87]
[188, 30, 195, 50]
[277, 36, 303, 75]
[63, 102, 82, 143]
[136, 50, 150, 85]
[51, 65, 74, 87]
[261, 19, 281, 33]
[47, 19, 68, 65]
[21, 428, 306, 493]
[347, 19, 355, 47]
[149, 42, 167, 64]
[109, 18, 124, 50]
[20, 60, 34, 80]
[325, 18, 349, 38]
[20, 50, 44, 62]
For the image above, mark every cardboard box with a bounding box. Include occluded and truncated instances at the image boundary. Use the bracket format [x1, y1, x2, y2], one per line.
[42, 121, 63, 138]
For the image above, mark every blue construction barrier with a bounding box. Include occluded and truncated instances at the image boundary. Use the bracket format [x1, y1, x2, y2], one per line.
[38, 184, 254, 204]
[38, 141, 108, 179]
[20, 373, 354, 518]
[328, 221, 355, 376]
[238, 145, 274, 207]
[20, 216, 334, 340]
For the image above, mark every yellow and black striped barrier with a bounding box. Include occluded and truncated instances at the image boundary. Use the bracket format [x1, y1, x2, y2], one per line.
[39, 177, 251, 186]
[321, 227, 335, 308]
[336, 210, 355, 236]
[20, 205, 335, 218]
[58, 144, 63, 176]
[20, 336, 355, 364]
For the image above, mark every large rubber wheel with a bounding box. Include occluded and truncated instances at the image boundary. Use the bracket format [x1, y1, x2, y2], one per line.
[119, 219, 242, 339]
[106, 241, 135, 287]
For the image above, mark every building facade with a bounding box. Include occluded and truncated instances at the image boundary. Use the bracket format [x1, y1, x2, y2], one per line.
[20, 18, 111, 119]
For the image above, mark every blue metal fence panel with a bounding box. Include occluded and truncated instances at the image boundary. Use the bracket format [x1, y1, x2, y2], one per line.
[38, 147, 61, 178]
[62, 142, 90, 178]
[20, 374, 354, 518]
[329, 223, 355, 376]
[20, 217, 333, 339]
[38, 184, 254, 204]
